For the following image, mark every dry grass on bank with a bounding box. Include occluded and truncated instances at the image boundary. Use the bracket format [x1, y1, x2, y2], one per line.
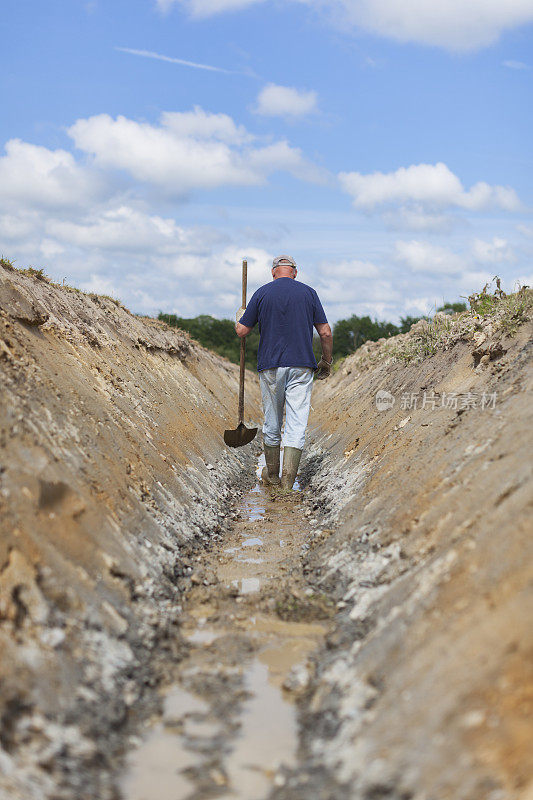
[1, 257, 127, 308]
[342, 278, 533, 370]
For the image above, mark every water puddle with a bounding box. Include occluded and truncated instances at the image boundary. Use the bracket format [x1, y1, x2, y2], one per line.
[120, 452, 326, 799]
[224, 660, 297, 799]
[120, 688, 208, 800]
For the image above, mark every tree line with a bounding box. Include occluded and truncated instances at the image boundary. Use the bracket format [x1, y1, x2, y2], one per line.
[158, 302, 466, 369]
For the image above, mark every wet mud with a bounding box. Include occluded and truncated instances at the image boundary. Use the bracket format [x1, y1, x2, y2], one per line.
[120, 455, 331, 800]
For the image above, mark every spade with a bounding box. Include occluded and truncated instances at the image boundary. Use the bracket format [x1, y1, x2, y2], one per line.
[224, 259, 258, 448]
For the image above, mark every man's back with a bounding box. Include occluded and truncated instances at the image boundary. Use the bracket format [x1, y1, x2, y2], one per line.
[239, 277, 327, 371]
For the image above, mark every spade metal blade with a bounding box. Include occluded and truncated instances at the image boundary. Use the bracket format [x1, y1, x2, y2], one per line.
[224, 421, 258, 448]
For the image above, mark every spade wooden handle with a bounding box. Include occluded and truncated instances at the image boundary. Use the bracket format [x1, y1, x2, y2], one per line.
[238, 259, 247, 424]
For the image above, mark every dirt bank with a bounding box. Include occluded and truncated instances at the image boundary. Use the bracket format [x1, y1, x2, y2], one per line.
[286, 312, 533, 799]
[0, 264, 261, 799]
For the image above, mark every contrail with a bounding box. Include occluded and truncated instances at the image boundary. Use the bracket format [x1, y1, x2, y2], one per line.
[116, 46, 251, 76]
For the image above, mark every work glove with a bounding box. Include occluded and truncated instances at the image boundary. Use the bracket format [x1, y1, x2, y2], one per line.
[314, 357, 332, 380]
[235, 307, 246, 324]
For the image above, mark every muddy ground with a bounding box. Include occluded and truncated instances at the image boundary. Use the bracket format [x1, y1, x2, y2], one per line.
[120, 459, 333, 800]
[0, 264, 532, 800]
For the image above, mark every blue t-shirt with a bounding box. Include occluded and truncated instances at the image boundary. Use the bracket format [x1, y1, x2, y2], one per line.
[239, 278, 328, 372]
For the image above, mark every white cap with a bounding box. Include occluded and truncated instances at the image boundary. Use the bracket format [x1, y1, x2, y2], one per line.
[272, 255, 296, 268]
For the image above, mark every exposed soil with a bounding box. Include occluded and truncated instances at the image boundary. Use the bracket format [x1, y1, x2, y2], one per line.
[285, 318, 533, 800]
[1, 264, 532, 800]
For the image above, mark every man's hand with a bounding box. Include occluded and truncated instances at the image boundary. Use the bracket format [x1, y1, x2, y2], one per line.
[236, 307, 246, 324]
[315, 357, 332, 380]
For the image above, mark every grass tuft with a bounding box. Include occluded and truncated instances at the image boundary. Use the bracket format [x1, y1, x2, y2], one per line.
[346, 277, 532, 368]
[0, 256, 16, 271]
[19, 266, 50, 281]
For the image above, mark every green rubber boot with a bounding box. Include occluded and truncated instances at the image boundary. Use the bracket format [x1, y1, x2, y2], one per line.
[280, 447, 302, 490]
[261, 444, 281, 486]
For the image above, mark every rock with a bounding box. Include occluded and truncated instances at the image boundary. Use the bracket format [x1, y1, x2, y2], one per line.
[394, 415, 411, 430]
[0, 281, 49, 326]
[283, 663, 310, 692]
[0, 549, 49, 626]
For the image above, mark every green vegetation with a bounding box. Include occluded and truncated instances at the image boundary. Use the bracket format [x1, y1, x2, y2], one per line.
[0, 256, 15, 270]
[331, 316, 397, 358]
[437, 301, 467, 313]
[497, 288, 533, 335]
[159, 313, 261, 369]
[329, 314, 422, 360]
[387, 313, 454, 363]
[20, 266, 49, 280]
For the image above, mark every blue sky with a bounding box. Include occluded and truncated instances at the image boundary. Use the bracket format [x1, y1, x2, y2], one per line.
[2, 0, 532, 322]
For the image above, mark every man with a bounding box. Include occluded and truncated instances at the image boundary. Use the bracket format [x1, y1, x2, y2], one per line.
[235, 255, 333, 490]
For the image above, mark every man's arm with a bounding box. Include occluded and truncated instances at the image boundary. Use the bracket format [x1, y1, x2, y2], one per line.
[236, 321, 252, 338]
[315, 322, 333, 361]
[314, 322, 333, 379]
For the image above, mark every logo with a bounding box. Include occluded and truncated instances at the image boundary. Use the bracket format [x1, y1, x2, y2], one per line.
[375, 389, 395, 412]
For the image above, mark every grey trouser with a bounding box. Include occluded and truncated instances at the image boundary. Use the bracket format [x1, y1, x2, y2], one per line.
[259, 367, 314, 450]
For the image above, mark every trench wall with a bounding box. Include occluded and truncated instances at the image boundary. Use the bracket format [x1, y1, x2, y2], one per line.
[296, 319, 533, 800]
[0, 264, 260, 798]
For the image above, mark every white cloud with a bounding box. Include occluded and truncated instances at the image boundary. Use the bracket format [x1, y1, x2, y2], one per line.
[159, 0, 533, 51]
[160, 109, 252, 144]
[157, 0, 263, 16]
[80, 274, 122, 296]
[0, 105, 328, 318]
[68, 109, 321, 194]
[395, 239, 465, 274]
[46, 206, 196, 255]
[318, 258, 380, 279]
[502, 59, 530, 69]
[458, 270, 494, 294]
[382, 206, 454, 232]
[40, 239, 66, 258]
[315, 275, 400, 320]
[0, 139, 105, 211]
[0, 212, 41, 242]
[0, 193, 276, 317]
[326, 0, 533, 51]
[339, 162, 521, 216]
[515, 273, 533, 289]
[471, 237, 515, 264]
[313, 258, 400, 320]
[403, 296, 435, 316]
[254, 84, 318, 118]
